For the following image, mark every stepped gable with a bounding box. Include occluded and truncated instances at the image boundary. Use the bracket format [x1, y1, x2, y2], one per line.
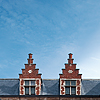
[19, 53, 42, 95]
[60, 53, 82, 79]
[19, 53, 41, 78]
[59, 53, 82, 95]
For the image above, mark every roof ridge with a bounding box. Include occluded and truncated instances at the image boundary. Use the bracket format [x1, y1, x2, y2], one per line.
[0, 78, 19, 80]
[42, 79, 59, 80]
[82, 79, 100, 80]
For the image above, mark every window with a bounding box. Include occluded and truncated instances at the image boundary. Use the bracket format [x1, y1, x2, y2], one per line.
[25, 87, 29, 95]
[65, 80, 76, 95]
[25, 80, 29, 86]
[24, 80, 35, 95]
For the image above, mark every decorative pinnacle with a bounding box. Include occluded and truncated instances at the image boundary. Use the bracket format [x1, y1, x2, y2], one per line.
[68, 53, 73, 64]
[68, 53, 73, 59]
[28, 53, 33, 59]
[28, 53, 33, 65]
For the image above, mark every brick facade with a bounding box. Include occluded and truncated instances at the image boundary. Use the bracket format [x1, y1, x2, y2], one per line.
[19, 53, 82, 95]
[0, 52, 100, 98]
[1, 95, 100, 100]
[59, 53, 82, 95]
[19, 53, 42, 95]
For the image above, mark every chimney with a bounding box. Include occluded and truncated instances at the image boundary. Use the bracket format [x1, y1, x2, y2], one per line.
[27, 53, 33, 65]
[68, 53, 74, 64]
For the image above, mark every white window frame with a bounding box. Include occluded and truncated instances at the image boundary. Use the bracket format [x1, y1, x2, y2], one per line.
[24, 80, 35, 95]
[65, 80, 76, 95]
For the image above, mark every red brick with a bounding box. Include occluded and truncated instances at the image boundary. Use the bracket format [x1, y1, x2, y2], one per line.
[19, 53, 42, 95]
[59, 53, 82, 95]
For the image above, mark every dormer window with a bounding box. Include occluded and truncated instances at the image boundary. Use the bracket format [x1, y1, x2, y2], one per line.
[65, 80, 76, 95]
[24, 80, 35, 95]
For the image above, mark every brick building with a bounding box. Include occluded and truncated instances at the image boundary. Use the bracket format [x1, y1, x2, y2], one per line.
[0, 53, 100, 100]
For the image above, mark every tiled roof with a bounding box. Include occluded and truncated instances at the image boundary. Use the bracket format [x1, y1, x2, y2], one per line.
[41, 79, 59, 95]
[0, 79, 100, 95]
[81, 79, 100, 95]
[0, 79, 19, 95]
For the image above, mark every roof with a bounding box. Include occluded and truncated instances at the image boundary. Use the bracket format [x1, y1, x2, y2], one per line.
[0, 79, 19, 95]
[81, 79, 100, 95]
[41, 79, 59, 95]
[0, 79, 100, 95]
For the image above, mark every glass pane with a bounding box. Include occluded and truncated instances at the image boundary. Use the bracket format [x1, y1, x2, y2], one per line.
[31, 87, 35, 95]
[71, 87, 76, 95]
[31, 80, 35, 85]
[25, 80, 29, 86]
[65, 81, 70, 86]
[71, 81, 76, 86]
[25, 87, 29, 95]
[65, 87, 70, 95]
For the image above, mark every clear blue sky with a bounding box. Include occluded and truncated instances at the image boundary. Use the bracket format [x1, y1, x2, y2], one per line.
[0, 0, 100, 79]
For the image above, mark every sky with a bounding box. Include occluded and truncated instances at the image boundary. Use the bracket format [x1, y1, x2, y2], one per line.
[0, 0, 100, 79]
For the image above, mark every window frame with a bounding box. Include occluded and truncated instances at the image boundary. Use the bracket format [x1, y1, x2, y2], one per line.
[24, 80, 35, 95]
[65, 80, 76, 95]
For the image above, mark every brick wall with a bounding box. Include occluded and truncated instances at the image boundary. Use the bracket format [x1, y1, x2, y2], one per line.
[59, 53, 82, 95]
[19, 53, 42, 95]
[1, 96, 100, 100]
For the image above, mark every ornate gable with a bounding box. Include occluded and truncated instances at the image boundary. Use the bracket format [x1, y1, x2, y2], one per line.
[19, 53, 42, 95]
[59, 53, 82, 95]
